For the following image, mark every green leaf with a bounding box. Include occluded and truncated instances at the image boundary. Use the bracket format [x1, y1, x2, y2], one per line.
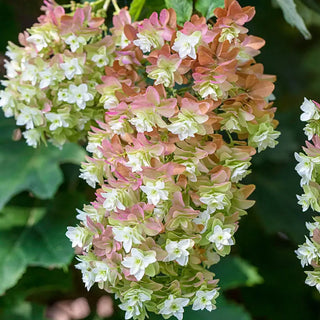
[0, 207, 45, 230]
[195, 0, 224, 19]
[210, 296, 252, 320]
[213, 256, 263, 291]
[1, 301, 48, 320]
[139, 0, 166, 19]
[0, 192, 84, 294]
[275, 0, 311, 39]
[2, 267, 73, 302]
[130, 0, 146, 21]
[0, 115, 86, 209]
[165, 0, 192, 25]
[300, 0, 320, 14]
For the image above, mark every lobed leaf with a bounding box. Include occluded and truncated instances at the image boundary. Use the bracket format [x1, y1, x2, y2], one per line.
[195, 0, 224, 20]
[164, 0, 193, 25]
[0, 116, 86, 209]
[213, 256, 263, 291]
[275, 0, 311, 39]
[130, 0, 147, 21]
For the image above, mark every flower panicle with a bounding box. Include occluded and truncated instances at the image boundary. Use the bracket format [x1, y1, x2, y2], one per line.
[65, 1, 279, 319]
[0, 1, 114, 148]
[295, 97, 320, 292]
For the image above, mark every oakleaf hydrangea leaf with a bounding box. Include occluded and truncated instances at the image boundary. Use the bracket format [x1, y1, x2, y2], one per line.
[195, 0, 224, 20]
[0, 117, 86, 209]
[165, 0, 192, 24]
[0, 194, 82, 294]
[130, 0, 147, 20]
[214, 256, 263, 291]
[276, 0, 311, 39]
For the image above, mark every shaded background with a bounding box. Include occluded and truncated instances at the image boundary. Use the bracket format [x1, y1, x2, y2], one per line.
[0, 0, 320, 319]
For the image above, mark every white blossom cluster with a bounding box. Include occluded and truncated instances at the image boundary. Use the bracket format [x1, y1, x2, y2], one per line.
[295, 98, 320, 292]
[0, 3, 115, 147]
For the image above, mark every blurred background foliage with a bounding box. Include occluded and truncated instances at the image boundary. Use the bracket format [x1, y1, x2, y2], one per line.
[0, 0, 320, 319]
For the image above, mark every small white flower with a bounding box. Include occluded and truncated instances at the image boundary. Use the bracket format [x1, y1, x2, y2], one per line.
[112, 226, 143, 253]
[305, 271, 320, 292]
[249, 123, 280, 153]
[300, 97, 320, 122]
[192, 289, 218, 312]
[27, 33, 48, 51]
[76, 205, 102, 224]
[117, 32, 130, 49]
[77, 115, 90, 131]
[22, 129, 41, 148]
[153, 203, 169, 220]
[119, 301, 141, 320]
[200, 192, 230, 213]
[133, 32, 164, 53]
[193, 210, 210, 234]
[297, 193, 314, 212]
[226, 160, 251, 183]
[121, 248, 156, 281]
[17, 86, 36, 104]
[39, 68, 56, 89]
[124, 289, 152, 307]
[168, 119, 198, 140]
[58, 89, 70, 102]
[304, 123, 317, 140]
[182, 161, 197, 181]
[222, 115, 241, 132]
[92, 54, 110, 67]
[60, 58, 83, 80]
[75, 257, 95, 290]
[67, 84, 94, 109]
[126, 152, 151, 172]
[102, 94, 119, 110]
[159, 295, 189, 320]
[101, 189, 126, 211]
[66, 226, 89, 248]
[207, 225, 234, 250]
[79, 163, 100, 188]
[306, 221, 320, 237]
[129, 112, 155, 133]
[21, 63, 38, 85]
[64, 34, 86, 52]
[16, 106, 43, 129]
[163, 239, 194, 266]
[219, 26, 240, 43]
[140, 180, 169, 206]
[45, 112, 69, 131]
[119, 289, 152, 320]
[168, 112, 207, 140]
[295, 153, 314, 186]
[197, 82, 223, 100]
[4, 59, 19, 78]
[109, 118, 126, 134]
[93, 261, 111, 283]
[295, 237, 318, 267]
[86, 140, 103, 158]
[172, 31, 202, 59]
[0, 90, 15, 117]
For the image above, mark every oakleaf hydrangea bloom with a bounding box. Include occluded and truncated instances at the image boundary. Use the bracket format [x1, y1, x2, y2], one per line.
[66, 1, 279, 319]
[296, 98, 320, 293]
[0, 1, 115, 147]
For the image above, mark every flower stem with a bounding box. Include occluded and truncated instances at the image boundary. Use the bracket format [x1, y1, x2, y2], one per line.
[111, 0, 121, 14]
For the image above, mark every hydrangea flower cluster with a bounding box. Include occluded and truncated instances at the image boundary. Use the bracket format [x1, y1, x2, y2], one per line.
[67, 1, 279, 319]
[0, 0, 115, 147]
[295, 98, 320, 292]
